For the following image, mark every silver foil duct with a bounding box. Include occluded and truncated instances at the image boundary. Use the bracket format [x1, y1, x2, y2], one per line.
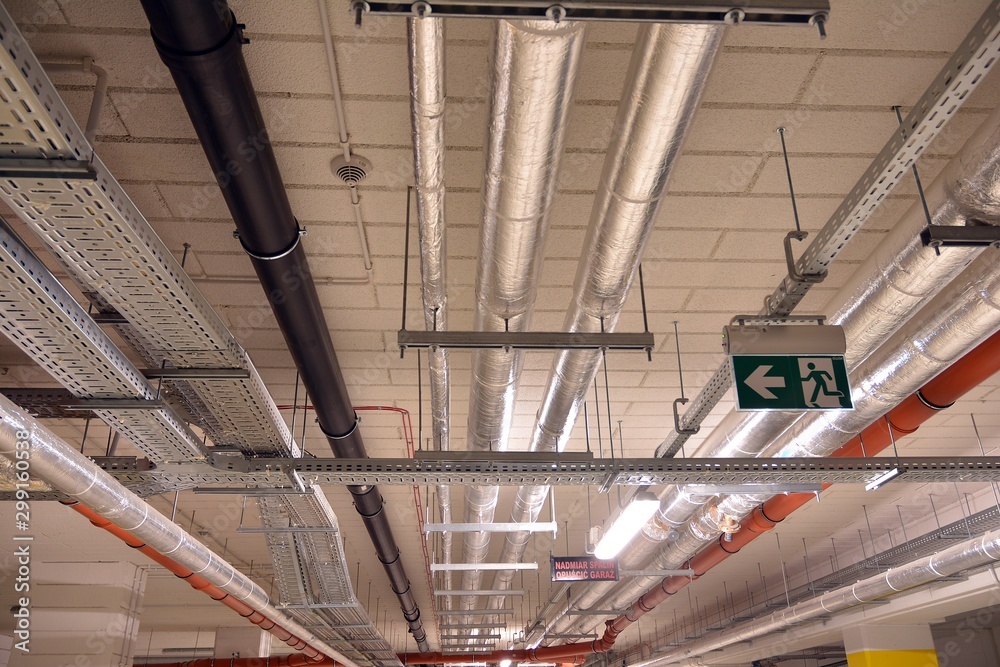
[550, 104, 1000, 639]
[481, 21, 726, 642]
[407, 15, 455, 607]
[460, 18, 586, 620]
[633, 522, 1000, 666]
[602, 246, 1000, 614]
[0, 394, 355, 666]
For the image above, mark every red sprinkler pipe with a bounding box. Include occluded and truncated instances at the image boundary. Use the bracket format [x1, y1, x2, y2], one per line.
[151, 331, 1000, 667]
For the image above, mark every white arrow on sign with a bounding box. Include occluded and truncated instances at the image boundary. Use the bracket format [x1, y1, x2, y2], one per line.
[745, 365, 785, 400]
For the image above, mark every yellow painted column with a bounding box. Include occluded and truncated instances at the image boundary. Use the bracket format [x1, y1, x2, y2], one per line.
[843, 624, 939, 667]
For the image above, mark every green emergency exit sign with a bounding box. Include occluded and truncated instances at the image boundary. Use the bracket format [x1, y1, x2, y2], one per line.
[731, 355, 853, 411]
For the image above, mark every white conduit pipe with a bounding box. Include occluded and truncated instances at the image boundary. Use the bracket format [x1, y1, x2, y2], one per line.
[545, 100, 1000, 640]
[43, 58, 108, 145]
[317, 0, 373, 272]
[407, 14, 453, 607]
[459, 18, 586, 623]
[0, 393, 357, 667]
[317, 0, 351, 161]
[632, 523, 1000, 667]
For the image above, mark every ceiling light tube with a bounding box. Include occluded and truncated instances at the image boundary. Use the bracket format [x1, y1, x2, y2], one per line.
[865, 467, 901, 491]
[593, 491, 661, 560]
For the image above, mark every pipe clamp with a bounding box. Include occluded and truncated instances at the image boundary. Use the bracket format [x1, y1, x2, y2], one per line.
[234, 223, 307, 262]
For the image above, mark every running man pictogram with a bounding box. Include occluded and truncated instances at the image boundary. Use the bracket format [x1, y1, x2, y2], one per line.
[802, 361, 843, 407]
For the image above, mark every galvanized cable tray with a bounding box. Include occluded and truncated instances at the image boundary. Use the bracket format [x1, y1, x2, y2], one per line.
[258, 488, 401, 667]
[0, 220, 204, 462]
[657, 0, 1000, 458]
[0, 4, 294, 459]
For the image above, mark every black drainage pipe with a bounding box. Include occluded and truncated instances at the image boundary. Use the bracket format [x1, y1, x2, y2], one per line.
[138, 0, 429, 651]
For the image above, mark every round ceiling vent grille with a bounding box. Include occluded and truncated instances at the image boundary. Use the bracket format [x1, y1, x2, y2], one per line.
[331, 154, 372, 186]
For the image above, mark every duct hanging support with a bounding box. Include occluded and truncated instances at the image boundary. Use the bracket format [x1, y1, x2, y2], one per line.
[778, 127, 826, 285]
[638, 264, 652, 361]
[401, 186, 412, 358]
[914, 114, 1000, 251]
[672, 321, 699, 436]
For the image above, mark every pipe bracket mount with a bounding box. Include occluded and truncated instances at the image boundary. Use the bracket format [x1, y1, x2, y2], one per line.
[673, 397, 699, 435]
[234, 223, 307, 262]
[784, 230, 827, 285]
[321, 412, 361, 440]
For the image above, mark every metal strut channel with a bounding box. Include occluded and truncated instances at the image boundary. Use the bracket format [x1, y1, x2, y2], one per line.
[398, 329, 655, 351]
[11, 456, 995, 496]
[359, 0, 830, 26]
[658, 0, 1000, 457]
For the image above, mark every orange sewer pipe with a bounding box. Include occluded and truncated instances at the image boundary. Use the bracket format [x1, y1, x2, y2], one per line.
[598, 328, 1000, 646]
[146, 330, 1000, 667]
[61, 501, 330, 665]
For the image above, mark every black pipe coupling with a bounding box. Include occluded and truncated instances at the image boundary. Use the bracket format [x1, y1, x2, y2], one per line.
[352, 496, 385, 519]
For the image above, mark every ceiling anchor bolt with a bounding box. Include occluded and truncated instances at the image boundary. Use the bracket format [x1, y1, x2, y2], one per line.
[778, 127, 826, 285]
[809, 12, 828, 39]
[672, 320, 699, 436]
[350, 0, 370, 27]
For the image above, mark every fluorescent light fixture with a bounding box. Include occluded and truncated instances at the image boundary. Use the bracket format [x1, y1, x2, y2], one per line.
[865, 467, 900, 492]
[500, 659, 513, 667]
[593, 491, 661, 560]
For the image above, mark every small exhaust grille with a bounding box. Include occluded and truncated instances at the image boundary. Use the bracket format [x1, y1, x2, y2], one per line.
[330, 154, 372, 186]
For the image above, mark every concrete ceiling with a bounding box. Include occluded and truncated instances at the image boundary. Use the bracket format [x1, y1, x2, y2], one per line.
[1, 0, 1000, 661]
